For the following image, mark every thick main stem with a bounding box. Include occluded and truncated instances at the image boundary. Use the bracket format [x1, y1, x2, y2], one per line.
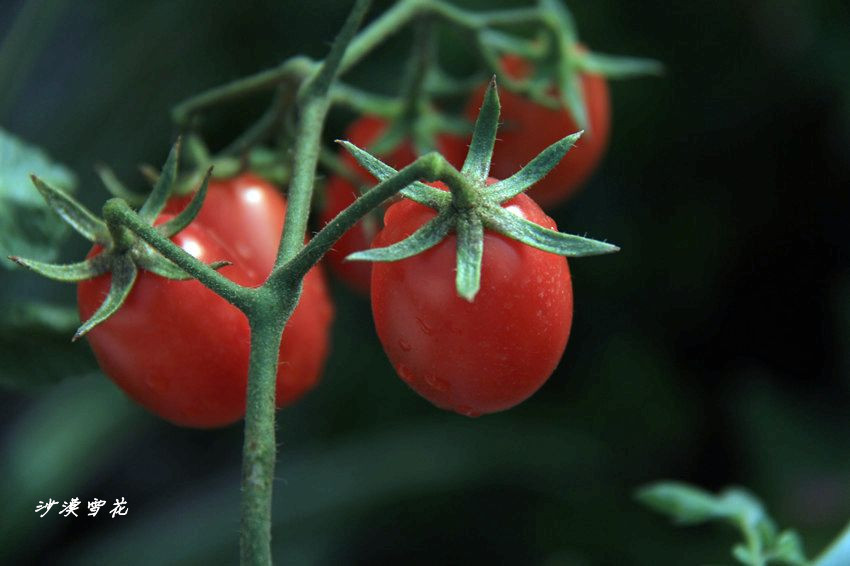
[239, 291, 297, 566]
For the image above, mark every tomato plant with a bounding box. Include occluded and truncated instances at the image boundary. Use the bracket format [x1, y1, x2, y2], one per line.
[319, 115, 467, 294]
[369, 181, 573, 416]
[466, 53, 610, 208]
[79, 175, 334, 428]
[4, 1, 667, 563]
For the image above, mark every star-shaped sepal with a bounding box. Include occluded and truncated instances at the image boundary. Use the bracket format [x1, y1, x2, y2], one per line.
[339, 78, 619, 302]
[9, 139, 228, 340]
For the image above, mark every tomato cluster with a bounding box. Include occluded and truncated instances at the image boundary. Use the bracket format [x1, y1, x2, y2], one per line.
[81, 52, 604, 425]
[79, 174, 333, 428]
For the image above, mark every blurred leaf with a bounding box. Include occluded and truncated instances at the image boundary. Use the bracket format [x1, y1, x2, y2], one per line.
[638, 481, 809, 565]
[0, 128, 77, 269]
[776, 530, 808, 564]
[636, 482, 725, 525]
[0, 301, 97, 390]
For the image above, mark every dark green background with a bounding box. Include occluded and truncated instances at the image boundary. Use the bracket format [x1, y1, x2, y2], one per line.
[2, 0, 849, 564]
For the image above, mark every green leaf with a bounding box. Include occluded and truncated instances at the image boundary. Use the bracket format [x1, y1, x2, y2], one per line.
[337, 140, 449, 208]
[488, 131, 582, 202]
[9, 254, 110, 282]
[95, 164, 146, 205]
[347, 211, 452, 262]
[455, 211, 483, 301]
[733, 544, 755, 565]
[73, 255, 138, 341]
[635, 482, 724, 525]
[131, 245, 188, 280]
[539, 0, 578, 40]
[579, 52, 664, 78]
[478, 29, 545, 59]
[30, 175, 107, 243]
[815, 521, 850, 566]
[139, 137, 181, 223]
[638, 482, 811, 566]
[0, 302, 97, 390]
[461, 77, 500, 182]
[0, 128, 78, 269]
[483, 205, 619, 256]
[558, 61, 589, 131]
[774, 530, 807, 565]
[156, 166, 213, 237]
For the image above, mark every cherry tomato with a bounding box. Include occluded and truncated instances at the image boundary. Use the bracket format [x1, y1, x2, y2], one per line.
[166, 173, 334, 407]
[79, 175, 334, 428]
[319, 115, 468, 294]
[466, 53, 610, 208]
[166, 172, 284, 278]
[369, 182, 573, 416]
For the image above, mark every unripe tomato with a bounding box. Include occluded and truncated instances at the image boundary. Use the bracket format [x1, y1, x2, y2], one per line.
[319, 115, 467, 294]
[370, 182, 573, 416]
[466, 53, 610, 208]
[79, 175, 334, 428]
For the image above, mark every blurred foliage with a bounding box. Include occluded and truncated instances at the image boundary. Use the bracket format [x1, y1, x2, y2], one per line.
[0, 128, 76, 270]
[1, 0, 850, 564]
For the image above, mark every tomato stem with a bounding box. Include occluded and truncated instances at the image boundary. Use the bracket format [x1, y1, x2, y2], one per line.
[102, 199, 248, 308]
[239, 298, 293, 566]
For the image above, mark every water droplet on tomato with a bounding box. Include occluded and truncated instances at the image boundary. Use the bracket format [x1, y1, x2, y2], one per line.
[415, 317, 433, 335]
[424, 374, 450, 392]
[397, 364, 414, 383]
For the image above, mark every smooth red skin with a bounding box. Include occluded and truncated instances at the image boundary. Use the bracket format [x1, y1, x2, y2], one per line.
[370, 183, 573, 416]
[166, 174, 334, 408]
[80, 176, 335, 428]
[320, 115, 468, 294]
[466, 54, 610, 208]
[79, 220, 256, 428]
[166, 173, 285, 279]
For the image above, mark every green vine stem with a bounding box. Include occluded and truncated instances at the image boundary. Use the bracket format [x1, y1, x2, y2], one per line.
[170, 0, 552, 133]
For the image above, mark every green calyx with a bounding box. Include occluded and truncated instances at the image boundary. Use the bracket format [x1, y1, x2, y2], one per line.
[137, 135, 276, 199]
[476, 0, 663, 131]
[340, 77, 618, 302]
[9, 138, 224, 340]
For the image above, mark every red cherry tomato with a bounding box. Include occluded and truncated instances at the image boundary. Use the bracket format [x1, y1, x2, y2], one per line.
[166, 172, 284, 278]
[369, 181, 573, 416]
[466, 53, 610, 208]
[79, 175, 334, 428]
[166, 173, 334, 407]
[319, 115, 468, 294]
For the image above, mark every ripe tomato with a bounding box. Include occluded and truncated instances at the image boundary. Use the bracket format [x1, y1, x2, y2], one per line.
[166, 173, 333, 407]
[466, 53, 610, 208]
[166, 172, 284, 278]
[79, 176, 334, 428]
[370, 182, 573, 416]
[319, 115, 467, 294]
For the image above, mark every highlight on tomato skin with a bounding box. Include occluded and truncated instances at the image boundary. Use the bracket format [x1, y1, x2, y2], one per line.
[80, 176, 335, 428]
[369, 181, 573, 417]
[319, 115, 468, 295]
[465, 53, 611, 209]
